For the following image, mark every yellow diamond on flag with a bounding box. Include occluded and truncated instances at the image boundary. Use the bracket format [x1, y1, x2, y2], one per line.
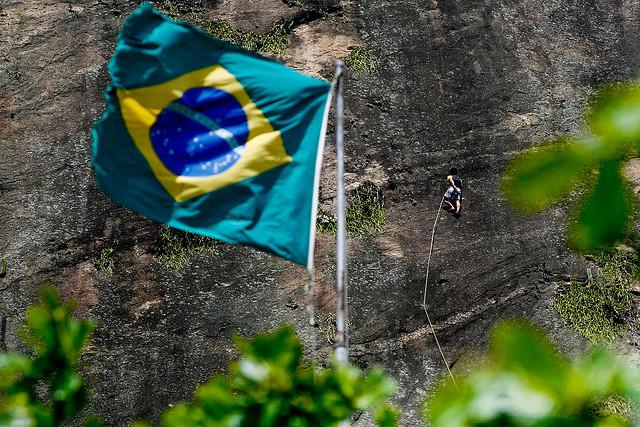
[117, 65, 292, 202]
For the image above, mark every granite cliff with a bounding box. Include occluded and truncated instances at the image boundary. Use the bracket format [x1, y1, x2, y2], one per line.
[2, 0, 640, 424]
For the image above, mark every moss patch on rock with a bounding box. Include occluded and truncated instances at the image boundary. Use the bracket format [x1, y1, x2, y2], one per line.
[153, 0, 290, 55]
[317, 313, 351, 344]
[590, 395, 637, 423]
[343, 46, 379, 74]
[552, 250, 638, 343]
[316, 182, 385, 237]
[93, 248, 114, 277]
[152, 227, 217, 270]
[346, 182, 385, 236]
[282, 0, 303, 7]
[316, 204, 338, 235]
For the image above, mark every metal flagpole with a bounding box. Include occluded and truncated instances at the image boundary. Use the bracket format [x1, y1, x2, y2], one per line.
[334, 60, 348, 364]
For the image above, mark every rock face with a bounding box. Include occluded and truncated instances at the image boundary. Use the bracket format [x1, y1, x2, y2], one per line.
[2, 0, 640, 424]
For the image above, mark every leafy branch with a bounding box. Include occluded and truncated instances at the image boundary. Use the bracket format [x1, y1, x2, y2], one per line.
[0, 286, 101, 426]
[501, 80, 640, 251]
[144, 325, 399, 427]
[427, 320, 640, 426]
[0, 289, 398, 426]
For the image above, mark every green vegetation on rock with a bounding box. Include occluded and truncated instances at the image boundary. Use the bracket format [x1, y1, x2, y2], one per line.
[317, 183, 385, 237]
[317, 313, 352, 345]
[346, 182, 385, 236]
[343, 46, 379, 74]
[552, 250, 637, 343]
[205, 18, 243, 45]
[591, 395, 638, 423]
[92, 247, 114, 277]
[427, 320, 640, 427]
[316, 204, 338, 235]
[282, 0, 303, 7]
[205, 19, 290, 55]
[259, 21, 291, 55]
[152, 0, 200, 21]
[152, 1, 290, 55]
[152, 227, 217, 270]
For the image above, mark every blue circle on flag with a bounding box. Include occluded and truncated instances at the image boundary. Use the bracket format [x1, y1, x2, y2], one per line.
[150, 87, 250, 177]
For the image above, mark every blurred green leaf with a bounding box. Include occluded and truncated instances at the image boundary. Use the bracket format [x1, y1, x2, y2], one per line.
[502, 139, 592, 213]
[333, 362, 361, 400]
[502, 77, 640, 253]
[238, 358, 270, 383]
[19, 306, 50, 353]
[355, 367, 397, 410]
[587, 81, 640, 149]
[161, 405, 221, 427]
[568, 160, 635, 251]
[467, 371, 555, 423]
[52, 368, 84, 402]
[490, 321, 568, 396]
[85, 415, 106, 427]
[0, 353, 33, 387]
[235, 326, 301, 373]
[162, 325, 396, 426]
[375, 404, 400, 427]
[0, 285, 98, 426]
[259, 399, 281, 427]
[62, 319, 96, 364]
[426, 319, 640, 427]
[0, 394, 40, 427]
[574, 346, 640, 405]
[196, 375, 238, 412]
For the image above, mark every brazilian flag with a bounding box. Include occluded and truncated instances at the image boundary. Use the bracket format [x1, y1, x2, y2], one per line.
[92, 3, 331, 268]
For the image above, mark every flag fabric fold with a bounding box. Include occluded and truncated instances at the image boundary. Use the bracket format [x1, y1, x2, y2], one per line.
[92, 3, 331, 268]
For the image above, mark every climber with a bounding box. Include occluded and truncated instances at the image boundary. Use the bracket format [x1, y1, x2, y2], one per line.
[443, 167, 462, 218]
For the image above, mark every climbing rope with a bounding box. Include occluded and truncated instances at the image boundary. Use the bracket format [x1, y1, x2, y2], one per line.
[422, 197, 458, 389]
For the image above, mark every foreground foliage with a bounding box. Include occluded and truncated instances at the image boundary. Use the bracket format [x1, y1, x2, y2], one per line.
[427, 320, 640, 426]
[0, 286, 100, 426]
[0, 288, 397, 427]
[154, 326, 399, 427]
[501, 80, 640, 251]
